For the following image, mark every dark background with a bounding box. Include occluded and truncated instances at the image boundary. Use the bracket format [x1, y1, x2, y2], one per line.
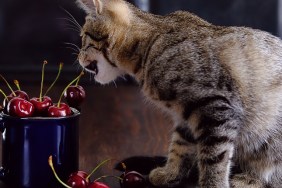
[0, 0, 280, 187]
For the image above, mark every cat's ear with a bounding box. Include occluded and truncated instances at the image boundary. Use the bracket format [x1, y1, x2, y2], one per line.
[77, 0, 132, 25]
[76, 0, 103, 15]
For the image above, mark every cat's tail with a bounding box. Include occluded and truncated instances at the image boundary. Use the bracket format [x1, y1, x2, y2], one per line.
[114, 155, 167, 175]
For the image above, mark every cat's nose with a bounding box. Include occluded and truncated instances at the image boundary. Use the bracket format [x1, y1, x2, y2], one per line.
[78, 51, 91, 67]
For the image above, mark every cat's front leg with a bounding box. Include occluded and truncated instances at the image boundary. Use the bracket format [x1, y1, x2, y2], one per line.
[195, 100, 240, 188]
[231, 174, 264, 188]
[149, 123, 197, 187]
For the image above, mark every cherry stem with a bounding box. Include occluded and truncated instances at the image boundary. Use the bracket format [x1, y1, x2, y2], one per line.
[57, 71, 84, 107]
[75, 68, 85, 86]
[0, 89, 8, 100]
[94, 175, 123, 182]
[48, 156, 71, 188]
[75, 76, 80, 86]
[44, 62, 63, 96]
[86, 158, 112, 180]
[14, 80, 21, 90]
[0, 74, 15, 96]
[40, 60, 48, 102]
[121, 163, 127, 171]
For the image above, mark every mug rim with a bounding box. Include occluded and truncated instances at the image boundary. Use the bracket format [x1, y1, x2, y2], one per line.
[0, 107, 80, 120]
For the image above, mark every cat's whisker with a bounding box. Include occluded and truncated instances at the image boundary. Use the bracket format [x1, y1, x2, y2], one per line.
[64, 25, 81, 33]
[64, 42, 81, 51]
[56, 18, 82, 32]
[72, 52, 79, 56]
[76, 65, 82, 72]
[113, 80, 118, 88]
[72, 60, 79, 67]
[65, 46, 79, 53]
[121, 75, 127, 81]
[72, 60, 78, 66]
[63, 22, 81, 32]
[59, 7, 82, 30]
[70, 59, 81, 72]
[89, 73, 92, 82]
[91, 73, 96, 82]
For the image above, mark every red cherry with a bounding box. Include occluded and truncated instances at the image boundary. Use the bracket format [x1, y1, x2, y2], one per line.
[30, 96, 53, 116]
[47, 103, 72, 117]
[64, 85, 85, 108]
[8, 90, 29, 100]
[70, 171, 89, 180]
[48, 71, 84, 117]
[67, 171, 89, 188]
[0, 75, 29, 106]
[2, 96, 13, 113]
[3, 91, 29, 114]
[7, 97, 35, 117]
[121, 171, 146, 188]
[3, 90, 29, 108]
[87, 182, 110, 188]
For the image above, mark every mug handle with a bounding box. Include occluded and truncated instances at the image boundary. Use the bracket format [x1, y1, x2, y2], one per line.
[0, 112, 4, 133]
[0, 113, 6, 180]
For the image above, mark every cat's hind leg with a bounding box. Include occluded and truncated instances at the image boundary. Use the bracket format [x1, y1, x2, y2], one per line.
[194, 98, 242, 188]
[149, 123, 197, 187]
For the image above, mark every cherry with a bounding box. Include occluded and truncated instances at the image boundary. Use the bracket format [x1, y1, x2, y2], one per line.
[119, 163, 146, 188]
[47, 71, 84, 117]
[12, 80, 29, 100]
[3, 90, 29, 114]
[30, 96, 53, 116]
[7, 97, 35, 117]
[64, 85, 86, 109]
[63, 69, 85, 109]
[68, 171, 89, 182]
[48, 103, 71, 117]
[87, 182, 110, 188]
[0, 76, 29, 112]
[67, 171, 89, 188]
[3, 79, 33, 117]
[0, 89, 10, 113]
[49, 156, 113, 188]
[30, 61, 55, 116]
[121, 171, 146, 188]
[0, 76, 29, 101]
[7, 90, 29, 101]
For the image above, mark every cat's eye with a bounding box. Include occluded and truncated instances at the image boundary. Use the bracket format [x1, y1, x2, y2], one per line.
[85, 44, 99, 51]
[85, 32, 108, 42]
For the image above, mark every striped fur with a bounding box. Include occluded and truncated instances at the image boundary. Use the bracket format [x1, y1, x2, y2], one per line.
[77, 0, 282, 187]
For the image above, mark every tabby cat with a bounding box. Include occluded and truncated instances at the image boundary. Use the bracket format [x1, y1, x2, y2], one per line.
[76, 0, 282, 187]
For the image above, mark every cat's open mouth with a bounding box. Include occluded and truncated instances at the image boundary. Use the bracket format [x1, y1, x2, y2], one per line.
[85, 60, 98, 75]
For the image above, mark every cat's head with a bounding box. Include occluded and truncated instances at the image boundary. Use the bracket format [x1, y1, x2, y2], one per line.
[76, 0, 133, 84]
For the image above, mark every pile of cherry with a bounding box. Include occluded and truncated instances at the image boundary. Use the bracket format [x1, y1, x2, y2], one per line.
[0, 61, 85, 117]
[48, 156, 147, 188]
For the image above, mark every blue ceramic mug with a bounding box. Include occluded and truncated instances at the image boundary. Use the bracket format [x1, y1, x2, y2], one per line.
[0, 109, 80, 188]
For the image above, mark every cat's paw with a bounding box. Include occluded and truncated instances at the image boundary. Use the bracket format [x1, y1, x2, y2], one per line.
[231, 174, 264, 188]
[149, 166, 181, 187]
